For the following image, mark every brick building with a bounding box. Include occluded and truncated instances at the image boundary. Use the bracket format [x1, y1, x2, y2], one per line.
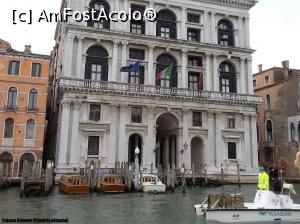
[0, 39, 50, 179]
[254, 61, 300, 180]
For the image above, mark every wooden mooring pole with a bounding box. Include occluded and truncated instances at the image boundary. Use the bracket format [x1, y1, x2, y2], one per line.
[237, 162, 241, 188]
[182, 164, 186, 194]
[204, 164, 208, 187]
[192, 163, 195, 187]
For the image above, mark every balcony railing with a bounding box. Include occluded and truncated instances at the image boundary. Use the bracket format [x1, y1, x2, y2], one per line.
[263, 142, 275, 148]
[4, 105, 17, 111]
[27, 106, 39, 112]
[59, 78, 261, 105]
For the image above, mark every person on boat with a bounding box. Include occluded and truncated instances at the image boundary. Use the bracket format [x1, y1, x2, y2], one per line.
[258, 165, 269, 190]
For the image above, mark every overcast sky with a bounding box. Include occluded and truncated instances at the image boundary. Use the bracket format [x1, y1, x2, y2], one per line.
[0, 0, 299, 73]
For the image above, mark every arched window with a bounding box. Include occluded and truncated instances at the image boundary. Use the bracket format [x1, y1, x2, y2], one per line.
[19, 153, 35, 177]
[219, 62, 236, 93]
[28, 89, 38, 110]
[25, 120, 35, 139]
[265, 94, 271, 110]
[0, 152, 13, 177]
[4, 118, 14, 138]
[7, 87, 17, 109]
[291, 123, 296, 142]
[156, 54, 177, 88]
[266, 120, 273, 142]
[85, 46, 108, 81]
[156, 9, 177, 39]
[218, 19, 234, 46]
[87, 0, 110, 29]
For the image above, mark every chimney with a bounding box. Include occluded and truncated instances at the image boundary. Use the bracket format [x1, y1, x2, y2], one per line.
[24, 45, 31, 53]
[258, 64, 263, 73]
[282, 60, 289, 69]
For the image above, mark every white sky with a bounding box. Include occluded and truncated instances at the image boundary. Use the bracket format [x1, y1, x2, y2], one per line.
[0, 0, 299, 73]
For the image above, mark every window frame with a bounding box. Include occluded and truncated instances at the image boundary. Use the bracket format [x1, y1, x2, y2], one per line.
[193, 111, 202, 127]
[7, 87, 17, 110]
[8, 60, 20, 76]
[88, 136, 100, 156]
[25, 119, 35, 139]
[264, 75, 270, 85]
[228, 142, 237, 160]
[187, 13, 200, 24]
[227, 115, 235, 129]
[187, 28, 200, 42]
[31, 63, 42, 77]
[28, 89, 38, 110]
[188, 56, 203, 67]
[89, 104, 101, 121]
[131, 106, 142, 123]
[4, 118, 14, 139]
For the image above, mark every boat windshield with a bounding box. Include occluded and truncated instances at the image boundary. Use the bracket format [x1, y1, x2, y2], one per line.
[143, 176, 156, 183]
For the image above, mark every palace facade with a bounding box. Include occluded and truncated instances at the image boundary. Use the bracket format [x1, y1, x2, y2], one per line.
[49, 0, 260, 181]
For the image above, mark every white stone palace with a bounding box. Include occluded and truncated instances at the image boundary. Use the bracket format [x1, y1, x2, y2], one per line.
[49, 0, 260, 181]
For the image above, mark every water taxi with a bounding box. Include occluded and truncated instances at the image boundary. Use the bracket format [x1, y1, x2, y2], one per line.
[194, 183, 300, 223]
[58, 175, 89, 194]
[98, 175, 125, 193]
[142, 174, 166, 193]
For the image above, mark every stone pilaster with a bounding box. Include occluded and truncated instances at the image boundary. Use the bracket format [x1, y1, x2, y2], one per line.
[76, 35, 84, 79]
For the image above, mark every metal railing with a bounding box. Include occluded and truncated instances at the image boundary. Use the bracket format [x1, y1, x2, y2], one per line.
[59, 78, 261, 105]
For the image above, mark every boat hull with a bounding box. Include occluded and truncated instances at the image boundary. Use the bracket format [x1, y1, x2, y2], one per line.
[142, 184, 166, 193]
[205, 209, 300, 223]
[100, 183, 125, 193]
[58, 181, 90, 194]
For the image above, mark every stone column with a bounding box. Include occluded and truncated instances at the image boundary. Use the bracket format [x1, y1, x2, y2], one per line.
[57, 100, 71, 168]
[215, 111, 222, 166]
[181, 7, 187, 40]
[181, 49, 188, 88]
[121, 41, 128, 83]
[212, 54, 219, 91]
[76, 35, 84, 79]
[243, 113, 251, 170]
[108, 104, 118, 165]
[239, 57, 246, 94]
[207, 111, 216, 167]
[247, 57, 253, 94]
[118, 104, 128, 162]
[122, 0, 129, 31]
[203, 11, 209, 42]
[211, 12, 217, 44]
[63, 33, 74, 77]
[147, 1, 155, 36]
[205, 53, 211, 91]
[69, 101, 81, 166]
[164, 136, 169, 168]
[147, 45, 155, 85]
[111, 40, 119, 81]
[82, 54, 87, 78]
[182, 109, 190, 168]
[245, 17, 250, 48]
[238, 16, 244, 48]
[250, 114, 259, 168]
[114, 0, 120, 30]
[145, 107, 156, 170]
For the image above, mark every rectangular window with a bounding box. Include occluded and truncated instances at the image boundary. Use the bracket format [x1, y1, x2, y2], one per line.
[31, 63, 41, 77]
[228, 142, 237, 159]
[221, 78, 230, 93]
[8, 60, 20, 75]
[264, 75, 270, 85]
[160, 27, 170, 38]
[193, 112, 202, 127]
[188, 72, 203, 90]
[91, 64, 102, 81]
[227, 115, 235, 129]
[94, 20, 104, 29]
[265, 149, 274, 162]
[88, 136, 99, 156]
[187, 13, 200, 23]
[253, 80, 257, 88]
[188, 56, 203, 67]
[131, 107, 142, 123]
[130, 4, 145, 34]
[187, 28, 200, 42]
[129, 48, 145, 60]
[129, 66, 144, 85]
[89, 104, 101, 121]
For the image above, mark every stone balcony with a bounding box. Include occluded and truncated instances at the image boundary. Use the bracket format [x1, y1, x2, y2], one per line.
[58, 78, 261, 105]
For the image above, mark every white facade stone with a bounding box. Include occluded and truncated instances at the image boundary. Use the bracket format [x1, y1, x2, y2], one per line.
[52, 0, 259, 180]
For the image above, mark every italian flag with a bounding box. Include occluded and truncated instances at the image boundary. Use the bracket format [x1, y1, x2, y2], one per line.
[156, 64, 173, 80]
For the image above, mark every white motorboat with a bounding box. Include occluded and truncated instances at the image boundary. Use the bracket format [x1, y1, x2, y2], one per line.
[142, 174, 166, 193]
[194, 183, 300, 223]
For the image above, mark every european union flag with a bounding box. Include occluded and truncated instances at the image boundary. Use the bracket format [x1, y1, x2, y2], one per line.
[120, 60, 141, 73]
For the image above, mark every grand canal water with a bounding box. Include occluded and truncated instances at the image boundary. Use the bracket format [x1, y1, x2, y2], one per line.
[0, 184, 300, 224]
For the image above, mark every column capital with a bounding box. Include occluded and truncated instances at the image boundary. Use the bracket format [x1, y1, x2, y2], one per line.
[110, 103, 119, 111]
[121, 40, 128, 46]
[120, 104, 129, 112]
[240, 56, 247, 62]
[113, 39, 119, 45]
[211, 12, 216, 16]
[148, 44, 155, 49]
[182, 108, 190, 113]
[205, 52, 212, 57]
[181, 49, 188, 54]
[76, 34, 84, 41]
[203, 10, 209, 15]
[212, 53, 219, 58]
[66, 33, 75, 41]
[181, 6, 187, 11]
[73, 101, 82, 109]
[62, 99, 72, 108]
[147, 106, 156, 113]
[238, 15, 244, 20]
[246, 57, 253, 63]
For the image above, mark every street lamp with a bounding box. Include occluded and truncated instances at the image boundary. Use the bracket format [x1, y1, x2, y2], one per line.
[181, 142, 188, 154]
[134, 147, 140, 191]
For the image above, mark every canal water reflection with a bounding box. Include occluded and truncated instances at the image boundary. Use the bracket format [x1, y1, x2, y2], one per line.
[0, 184, 300, 224]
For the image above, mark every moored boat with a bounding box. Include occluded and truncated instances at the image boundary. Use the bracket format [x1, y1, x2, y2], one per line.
[58, 175, 89, 194]
[99, 175, 125, 193]
[194, 183, 300, 223]
[142, 174, 166, 193]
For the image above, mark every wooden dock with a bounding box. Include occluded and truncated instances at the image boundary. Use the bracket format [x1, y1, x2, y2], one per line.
[0, 163, 11, 189]
[20, 160, 54, 197]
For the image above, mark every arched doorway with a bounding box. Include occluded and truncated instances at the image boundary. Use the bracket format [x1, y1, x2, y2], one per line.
[191, 137, 204, 170]
[128, 134, 142, 164]
[19, 153, 35, 177]
[0, 152, 13, 177]
[156, 113, 179, 169]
